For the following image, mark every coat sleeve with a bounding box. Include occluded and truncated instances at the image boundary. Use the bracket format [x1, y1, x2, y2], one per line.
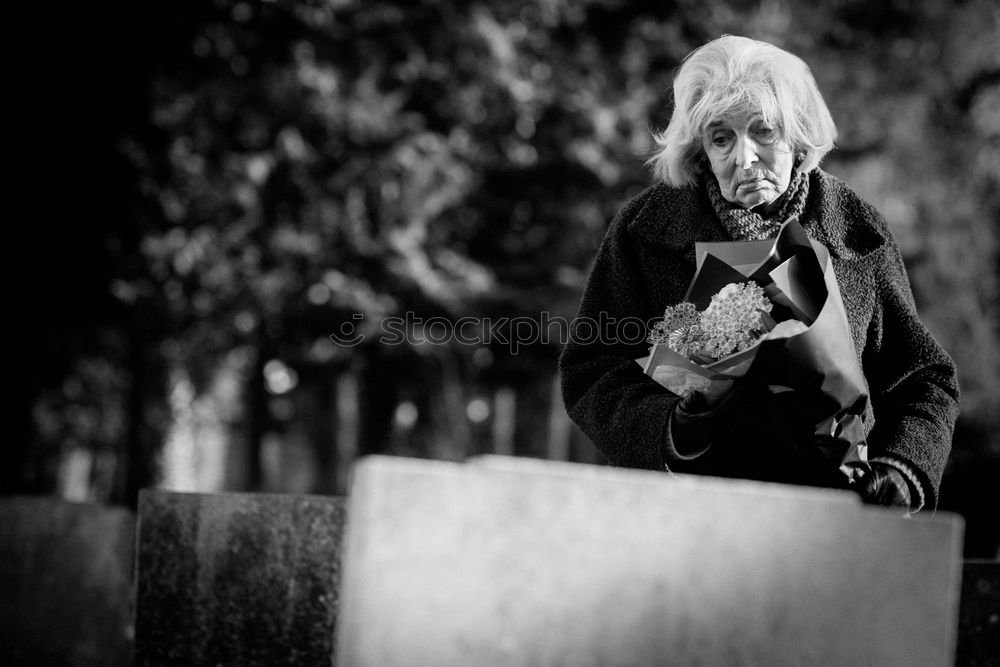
[558, 195, 685, 470]
[863, 217, 960, 508]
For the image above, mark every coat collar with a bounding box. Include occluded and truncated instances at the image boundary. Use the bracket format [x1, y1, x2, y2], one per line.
[626, 169, 887, 261]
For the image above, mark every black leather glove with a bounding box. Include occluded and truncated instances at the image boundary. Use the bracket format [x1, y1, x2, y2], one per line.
[857, 463, 912, 509]
[668, 381, 770, 457]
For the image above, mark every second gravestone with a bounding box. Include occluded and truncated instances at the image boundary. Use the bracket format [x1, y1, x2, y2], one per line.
[134, 490, 347, 667]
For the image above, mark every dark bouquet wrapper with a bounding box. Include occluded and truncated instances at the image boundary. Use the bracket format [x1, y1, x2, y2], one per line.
[638, 218, 870, 484]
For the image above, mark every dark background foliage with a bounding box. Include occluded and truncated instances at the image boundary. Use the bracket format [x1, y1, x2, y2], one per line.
[6, 0, 1000, 557]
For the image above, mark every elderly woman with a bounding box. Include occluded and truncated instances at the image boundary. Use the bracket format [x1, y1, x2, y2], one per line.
[559, 35, 959, 513]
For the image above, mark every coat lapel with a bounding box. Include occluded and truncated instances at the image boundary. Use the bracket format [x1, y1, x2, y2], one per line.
[802, 171, 888, 260]
[626, 182, 731, 253]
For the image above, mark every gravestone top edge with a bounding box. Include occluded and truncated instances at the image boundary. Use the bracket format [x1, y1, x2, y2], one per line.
[470, 453, 859, 503]
[138, 488, 347, 504]
[351, 455, 965, 528]
[0, 495, 135, 519]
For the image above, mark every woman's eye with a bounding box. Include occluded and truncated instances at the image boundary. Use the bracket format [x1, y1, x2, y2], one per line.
[711, 133, 732, 147]
[755, 126, 777, 142]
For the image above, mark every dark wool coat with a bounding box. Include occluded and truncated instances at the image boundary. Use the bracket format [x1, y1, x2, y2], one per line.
[559, 168, 960, 505]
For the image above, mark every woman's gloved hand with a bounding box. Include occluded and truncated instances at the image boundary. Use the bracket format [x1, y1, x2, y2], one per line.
[857, 462, 912, 509]
[668, 381, 769, 456]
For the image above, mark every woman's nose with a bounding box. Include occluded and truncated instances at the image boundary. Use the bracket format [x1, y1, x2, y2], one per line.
[735, 136, 758, 169]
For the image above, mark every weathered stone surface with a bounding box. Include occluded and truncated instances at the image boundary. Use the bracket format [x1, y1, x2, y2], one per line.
[134, 490, 347, 667]
[957, 560, 1000, 666]
[337, 455, 964, 666]
[0, 496, 135, 667]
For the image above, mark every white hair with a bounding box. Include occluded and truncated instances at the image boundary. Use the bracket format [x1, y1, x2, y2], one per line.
[648, 35, 837, 185]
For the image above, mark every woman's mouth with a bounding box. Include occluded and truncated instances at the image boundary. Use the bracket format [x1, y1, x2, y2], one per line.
[738, 178, 769, 191]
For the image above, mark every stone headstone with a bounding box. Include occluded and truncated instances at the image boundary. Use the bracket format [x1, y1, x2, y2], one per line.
[957, 560, 1000, 666]
[337, 455, 964, 666]
[0, 496, 135, 667]
[134, 490, 347, 667]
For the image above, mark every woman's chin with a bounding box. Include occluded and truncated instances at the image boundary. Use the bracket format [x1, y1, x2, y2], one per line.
[741, 194, 776, 211]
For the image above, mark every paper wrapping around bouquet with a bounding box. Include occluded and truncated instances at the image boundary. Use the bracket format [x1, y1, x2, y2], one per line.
[644, 218, 870, 482]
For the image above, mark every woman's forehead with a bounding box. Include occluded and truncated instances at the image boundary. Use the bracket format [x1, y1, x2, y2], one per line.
[699, 86, 781, 128]
[705, 108, 769, 128]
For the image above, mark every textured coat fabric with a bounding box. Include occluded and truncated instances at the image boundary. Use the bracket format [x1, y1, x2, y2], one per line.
[559, 168, 960, 505]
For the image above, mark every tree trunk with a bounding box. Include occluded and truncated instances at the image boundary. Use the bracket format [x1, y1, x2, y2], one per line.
[335, 371, 359, 495]
[546, 374, 572, 461]
[492, 387, 516, 456]
[116, 315, 166, 507]
[357, 349, 396, 457]
[307, 373, 339, 495]
[245, 337, 271, 491]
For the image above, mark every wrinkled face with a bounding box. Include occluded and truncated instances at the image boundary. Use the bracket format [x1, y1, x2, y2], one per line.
[702, 110, 795, 211]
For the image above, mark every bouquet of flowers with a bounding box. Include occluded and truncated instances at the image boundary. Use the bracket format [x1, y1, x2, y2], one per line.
[643, 281, 808, 400]
[636, 217, 869, 482]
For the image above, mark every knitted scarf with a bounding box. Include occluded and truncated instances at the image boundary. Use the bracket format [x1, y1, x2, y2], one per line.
[704, 169, 810, 241]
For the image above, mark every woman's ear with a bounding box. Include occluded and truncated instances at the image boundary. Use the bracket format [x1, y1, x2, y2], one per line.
[693, 149, 711, 174]
[793, 149, 807, 173]
[684, 149, 709, 178]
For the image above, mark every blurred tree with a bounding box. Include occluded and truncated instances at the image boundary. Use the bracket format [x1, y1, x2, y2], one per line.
[120, 0, 703, 491]
[7, 0, 1000, 554]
